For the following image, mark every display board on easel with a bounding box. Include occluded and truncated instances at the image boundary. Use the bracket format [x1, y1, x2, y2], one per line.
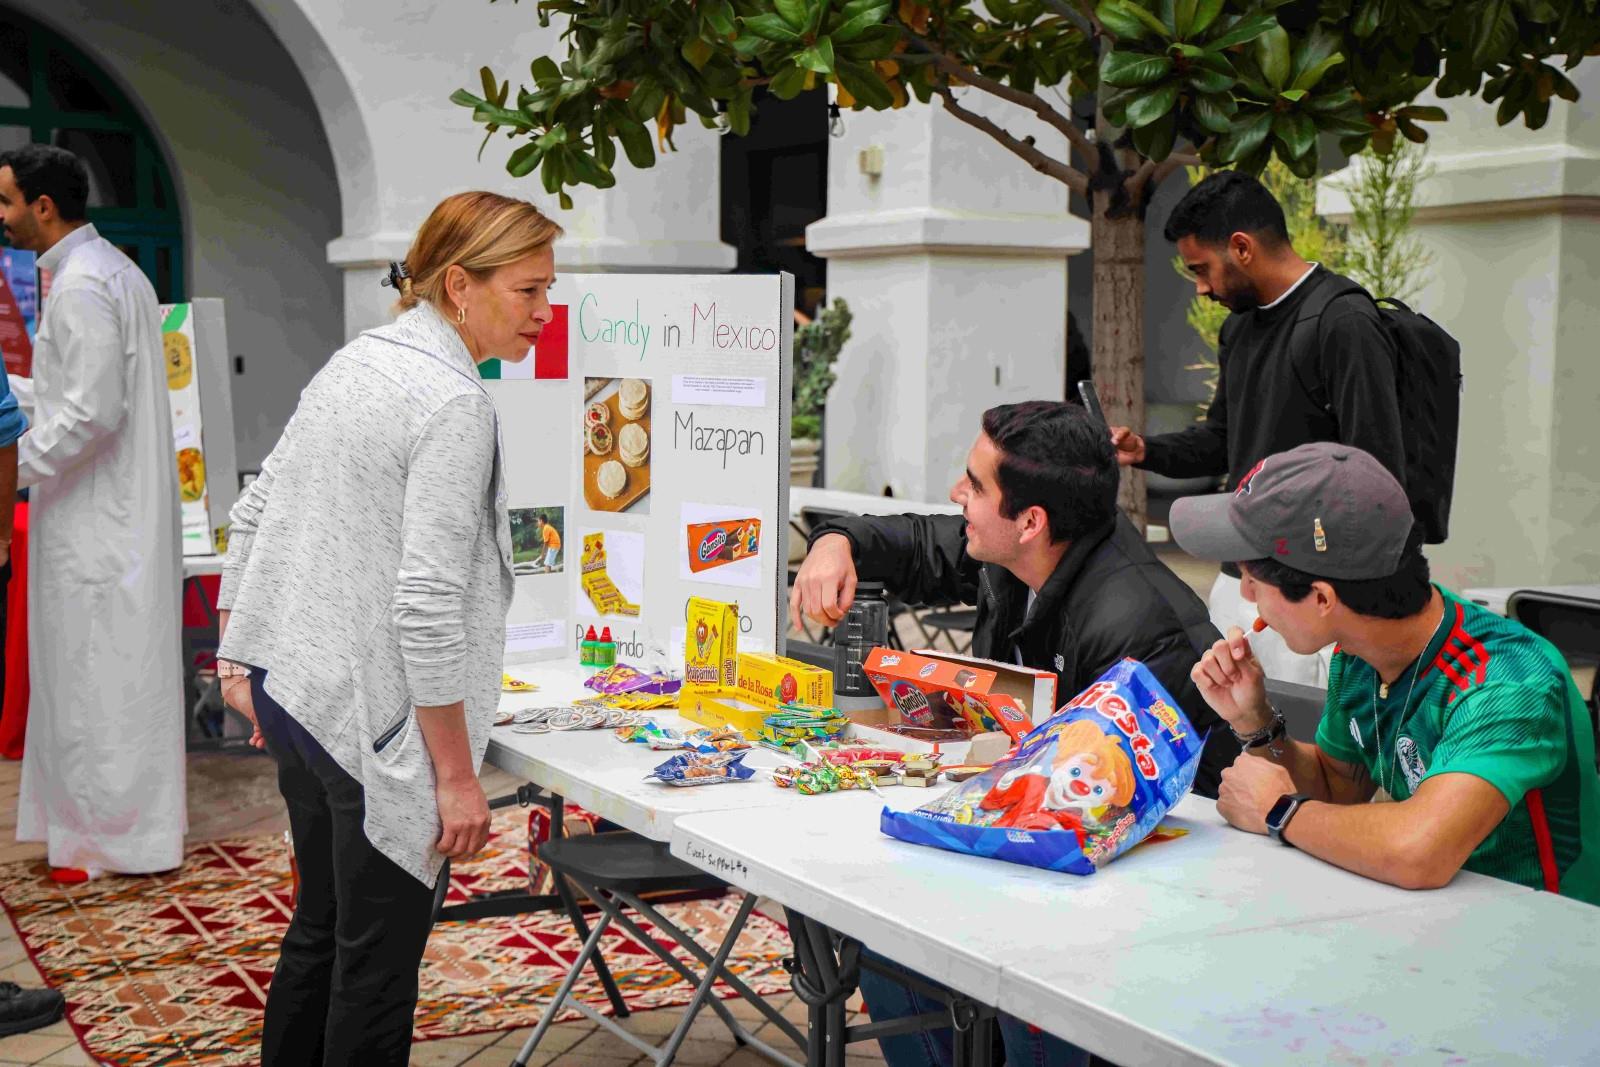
[484, 273, 794, 671]
[159, 300, 240, 557]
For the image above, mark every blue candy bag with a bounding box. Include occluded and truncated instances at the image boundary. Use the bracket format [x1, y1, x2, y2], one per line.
[880, 659, 1204, 874]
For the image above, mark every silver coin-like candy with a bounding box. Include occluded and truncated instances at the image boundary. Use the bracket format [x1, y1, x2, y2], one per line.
[511, 721, 551, 735]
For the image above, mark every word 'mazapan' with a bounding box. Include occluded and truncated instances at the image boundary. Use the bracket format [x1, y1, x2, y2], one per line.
[1063, 680, 1160, 780]
[674, 411, 766, 469]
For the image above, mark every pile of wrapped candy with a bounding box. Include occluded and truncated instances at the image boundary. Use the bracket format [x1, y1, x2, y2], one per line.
[757, 706, 850, 757]
[772, 760, 880, 795]
[645, 751, 754, 787]
[614, 721, 750, 753]
[584, 663, 682, 708]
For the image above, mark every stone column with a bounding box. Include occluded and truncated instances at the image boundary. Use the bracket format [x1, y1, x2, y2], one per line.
[305, 0, 733, 343]
[1319, 67, 1600, 588]
[808, 94, 1088, 502]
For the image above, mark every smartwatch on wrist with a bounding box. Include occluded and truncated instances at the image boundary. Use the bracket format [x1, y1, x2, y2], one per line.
[1265, 792, 1312, 847]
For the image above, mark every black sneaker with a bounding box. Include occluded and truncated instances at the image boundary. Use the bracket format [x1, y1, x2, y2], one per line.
[0, 980, 66, 1036]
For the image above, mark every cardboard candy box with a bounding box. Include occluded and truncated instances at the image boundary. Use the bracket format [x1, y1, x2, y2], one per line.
[685, 596, 738, 693]
[734, 652, 833, 711]
[862, 648, 1054, 742]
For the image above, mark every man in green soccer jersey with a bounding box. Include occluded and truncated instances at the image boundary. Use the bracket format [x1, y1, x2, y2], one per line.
[1170, 442, 1600, 903]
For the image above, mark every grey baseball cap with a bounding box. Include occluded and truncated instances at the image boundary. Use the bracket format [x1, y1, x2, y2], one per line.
[1169, 443, 1414, 580]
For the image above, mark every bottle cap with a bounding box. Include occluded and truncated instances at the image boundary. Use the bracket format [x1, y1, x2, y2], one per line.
[853, 581, 886, 598]
[585, 625, 598, 640]
[600, 627, 613, 641]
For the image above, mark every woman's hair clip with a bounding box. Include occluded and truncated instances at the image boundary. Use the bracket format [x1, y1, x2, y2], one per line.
[381, 260, 411, 290]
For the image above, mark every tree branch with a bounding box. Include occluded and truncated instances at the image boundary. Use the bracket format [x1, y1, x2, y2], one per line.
[1151, 149, 1203, 185]
[1040, 0, 1099, 38]
[1125, 144, 1209, 203]
[918, 46, 1097, 165]
[933, 85, 1088, 196]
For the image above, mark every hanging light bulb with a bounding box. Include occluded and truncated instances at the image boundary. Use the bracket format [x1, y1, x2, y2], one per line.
[828, 102, 845, 138]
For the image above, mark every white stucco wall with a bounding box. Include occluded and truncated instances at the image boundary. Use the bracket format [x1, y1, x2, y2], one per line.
[12, 0, 345, 469]
[811, 95, 1088, 500]
[249, 0, 734, 340]
[1320, 69, 1600, 587]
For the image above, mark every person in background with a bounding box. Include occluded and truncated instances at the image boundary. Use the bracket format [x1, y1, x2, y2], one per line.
[1173, 443, 1600, 903]
[791, 400, 1240, 1067]
[1109, 171, 1405, 687]
[536, 512, 561, 572]
[0, 282, 60, 1037]
[215, 191, 560, 1066]
[0, 143, 184, 881]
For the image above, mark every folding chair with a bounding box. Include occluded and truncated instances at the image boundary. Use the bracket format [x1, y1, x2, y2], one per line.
[512, 833, 806, 1067]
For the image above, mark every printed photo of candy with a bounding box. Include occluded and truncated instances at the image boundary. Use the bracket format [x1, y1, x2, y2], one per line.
[581, 376, 651, 514]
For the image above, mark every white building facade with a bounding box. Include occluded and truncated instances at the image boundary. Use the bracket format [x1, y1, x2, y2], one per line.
[4, 0, 1593, 587]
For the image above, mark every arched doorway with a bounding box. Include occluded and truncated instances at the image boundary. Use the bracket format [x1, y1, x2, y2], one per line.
[0, 8, 184, 301]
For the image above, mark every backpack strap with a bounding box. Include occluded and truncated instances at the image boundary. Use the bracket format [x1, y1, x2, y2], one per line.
[1287, 273, 1373, 410]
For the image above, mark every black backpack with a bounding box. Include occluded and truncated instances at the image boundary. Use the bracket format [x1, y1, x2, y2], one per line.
[1293, 279, 1462, 544]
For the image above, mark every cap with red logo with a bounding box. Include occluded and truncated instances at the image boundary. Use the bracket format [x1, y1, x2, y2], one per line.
[1169, 443, 1414, 580]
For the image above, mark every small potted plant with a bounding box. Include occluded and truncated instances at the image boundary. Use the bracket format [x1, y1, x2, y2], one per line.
[791, 298, 851, 488]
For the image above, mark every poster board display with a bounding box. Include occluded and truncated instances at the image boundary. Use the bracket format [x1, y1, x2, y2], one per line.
[487, 273, 793, 670]
[158, 300, 240, 557]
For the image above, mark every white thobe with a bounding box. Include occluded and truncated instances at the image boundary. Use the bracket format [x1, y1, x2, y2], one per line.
[9, 224, 185, 874]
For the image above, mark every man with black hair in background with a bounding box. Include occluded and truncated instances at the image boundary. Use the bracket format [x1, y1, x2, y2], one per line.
[792, 400, 1241, 1066]
[1109, 170, 1405, 687]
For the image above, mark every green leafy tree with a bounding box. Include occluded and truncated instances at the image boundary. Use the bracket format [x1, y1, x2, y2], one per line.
[1341, 139, 1432, 305]
[793, 298, 853, 440]
[457, 0, 1600, 521]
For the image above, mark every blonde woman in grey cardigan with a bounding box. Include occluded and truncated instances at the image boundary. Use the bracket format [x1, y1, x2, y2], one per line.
[213, 192, 560, 1067]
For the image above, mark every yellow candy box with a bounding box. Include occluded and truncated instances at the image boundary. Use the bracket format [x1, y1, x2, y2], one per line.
[734, 652, 833, 711]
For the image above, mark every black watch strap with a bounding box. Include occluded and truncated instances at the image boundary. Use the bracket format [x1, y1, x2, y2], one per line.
[1266, 792, 1312, 847]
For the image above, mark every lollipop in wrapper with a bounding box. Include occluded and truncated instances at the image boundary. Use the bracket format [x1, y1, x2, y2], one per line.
[880, 659, 1204, 875]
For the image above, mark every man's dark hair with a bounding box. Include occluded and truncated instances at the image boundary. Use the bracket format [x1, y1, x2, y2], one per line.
[1240, 530, 1433, 620]
[980, 400, 1118, 545]
[1163, 171, 1289, 248]
[0, 144, 90, 221]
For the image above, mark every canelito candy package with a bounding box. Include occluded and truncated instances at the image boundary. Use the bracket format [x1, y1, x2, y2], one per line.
[880, 659, 1204, 875]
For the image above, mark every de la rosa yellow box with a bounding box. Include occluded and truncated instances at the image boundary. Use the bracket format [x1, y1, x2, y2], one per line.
[734, 652, 833, 710]
[862, 648, 1056, 742]
[681, 690, 772, 735]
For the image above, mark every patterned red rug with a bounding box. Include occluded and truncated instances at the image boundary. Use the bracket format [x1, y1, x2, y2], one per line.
[0, 811, 792, 1066]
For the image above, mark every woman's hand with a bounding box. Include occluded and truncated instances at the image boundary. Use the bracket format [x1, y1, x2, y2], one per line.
[435, 774, 491, 858]
[220, 675, 265, 750]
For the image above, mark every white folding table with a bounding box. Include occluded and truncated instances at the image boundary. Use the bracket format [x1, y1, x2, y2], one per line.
[669, 795, 1543, 1067]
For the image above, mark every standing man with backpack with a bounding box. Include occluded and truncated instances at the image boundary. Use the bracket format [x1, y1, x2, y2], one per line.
[1109, 171, 1459, 686]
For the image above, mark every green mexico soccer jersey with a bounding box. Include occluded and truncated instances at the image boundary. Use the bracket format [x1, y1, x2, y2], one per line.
[1316, 586, 1600, 905]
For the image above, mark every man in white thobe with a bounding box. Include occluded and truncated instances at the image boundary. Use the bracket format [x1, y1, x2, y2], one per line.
[0, 144, 184, 876]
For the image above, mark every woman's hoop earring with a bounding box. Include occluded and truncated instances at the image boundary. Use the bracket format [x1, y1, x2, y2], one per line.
[456, 305, 466, 325]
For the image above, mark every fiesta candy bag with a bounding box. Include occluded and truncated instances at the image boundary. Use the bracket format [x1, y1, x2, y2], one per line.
[880, 659, 1204, 875]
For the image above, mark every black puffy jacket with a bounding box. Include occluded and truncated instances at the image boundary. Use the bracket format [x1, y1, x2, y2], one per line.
[810, 512, 1241, 797]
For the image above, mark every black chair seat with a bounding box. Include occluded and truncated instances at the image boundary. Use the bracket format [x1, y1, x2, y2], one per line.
[539, 833, 726, 894]
[920, 608, 978, 633]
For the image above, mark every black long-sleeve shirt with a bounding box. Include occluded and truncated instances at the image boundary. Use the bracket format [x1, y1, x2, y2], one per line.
[1141, 267, 1405, 494]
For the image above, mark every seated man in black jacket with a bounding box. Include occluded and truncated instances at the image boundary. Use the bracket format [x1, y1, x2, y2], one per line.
[792, 401, 1239, 1067]
[793, 399, 1238, 794]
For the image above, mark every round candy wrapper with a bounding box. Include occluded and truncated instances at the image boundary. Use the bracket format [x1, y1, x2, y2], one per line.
[880, 659, 1205, 875]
